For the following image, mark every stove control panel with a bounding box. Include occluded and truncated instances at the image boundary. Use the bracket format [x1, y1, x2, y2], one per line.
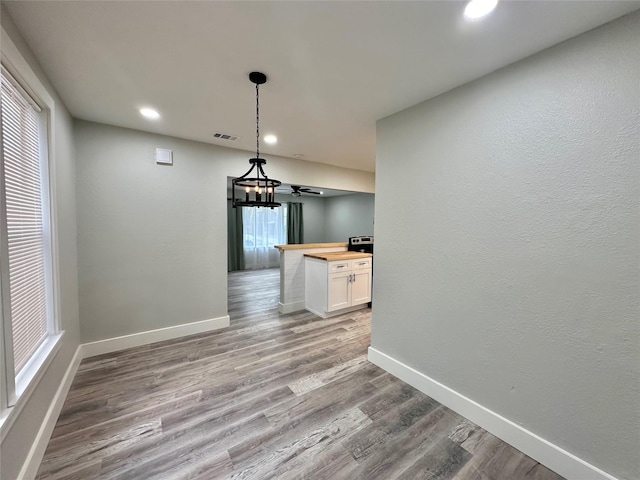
[349, 236, 374, 245]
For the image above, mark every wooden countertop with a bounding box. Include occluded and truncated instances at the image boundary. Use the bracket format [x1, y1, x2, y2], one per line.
[304, 252, 372, 261]
[274, 242, 347, 252]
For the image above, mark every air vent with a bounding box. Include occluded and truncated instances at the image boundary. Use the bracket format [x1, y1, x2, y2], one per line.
[213, 132, 240, 142]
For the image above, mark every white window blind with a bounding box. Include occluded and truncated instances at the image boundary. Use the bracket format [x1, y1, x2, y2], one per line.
[1, 69, 48, 376]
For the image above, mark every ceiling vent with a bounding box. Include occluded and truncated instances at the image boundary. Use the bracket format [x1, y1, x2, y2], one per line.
[213, 132, 240, 142]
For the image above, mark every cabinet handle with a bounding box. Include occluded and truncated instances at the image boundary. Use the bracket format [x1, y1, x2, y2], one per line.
[336, 265, 345, 268]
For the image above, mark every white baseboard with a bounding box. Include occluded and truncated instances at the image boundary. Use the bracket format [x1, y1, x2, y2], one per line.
[306, 304, 367, 319]
[278, 301, 305, 314]
[81, 315, 230, 358]
[367, 347, 619, 480]
[18, 346, 82, 480]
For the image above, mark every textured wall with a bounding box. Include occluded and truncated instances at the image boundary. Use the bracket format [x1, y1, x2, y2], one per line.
[324, 193, 375, 242]
[0, 7, 80, 480]
[292, 195, 326, 244]
[374, 12, 639, 480]
[274, 193, 327, 244]
[75, 121, 374, 343]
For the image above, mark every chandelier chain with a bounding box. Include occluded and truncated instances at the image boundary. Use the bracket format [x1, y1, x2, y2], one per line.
[255, 82, 260, 159]
[231, 71, 281, 209]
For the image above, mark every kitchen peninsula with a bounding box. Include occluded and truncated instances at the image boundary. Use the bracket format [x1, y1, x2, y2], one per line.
[274, 243, 348, 314]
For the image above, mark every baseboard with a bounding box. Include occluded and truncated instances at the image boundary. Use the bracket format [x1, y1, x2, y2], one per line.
[307, 304, 367, 319]
[81, 315, 230, 358]
[367, 347, 619, 480]
[278, 301, 305, 314]
[18, 346, 82, 480]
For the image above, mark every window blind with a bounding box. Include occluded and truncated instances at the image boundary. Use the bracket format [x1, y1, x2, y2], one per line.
[1, 69, 48, 375]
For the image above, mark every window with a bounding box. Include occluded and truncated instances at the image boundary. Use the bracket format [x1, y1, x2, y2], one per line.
[242, 205, 287, 269]
[1, 64, 57, 413]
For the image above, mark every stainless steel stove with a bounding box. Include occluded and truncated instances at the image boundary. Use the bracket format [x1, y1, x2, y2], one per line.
[348, 236, 373, 307]
[348, 236, 374, 253]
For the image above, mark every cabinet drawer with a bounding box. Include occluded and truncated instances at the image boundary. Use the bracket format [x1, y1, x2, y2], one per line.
[329, 261, 351, 273]
[351, 258, 372, 270]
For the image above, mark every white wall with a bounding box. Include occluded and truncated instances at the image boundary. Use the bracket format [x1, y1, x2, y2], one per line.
[324, 193, 375, 242]
[0, 7, 80, 479]
[374, 12, 638, 480]
[76, 120, 374, 343]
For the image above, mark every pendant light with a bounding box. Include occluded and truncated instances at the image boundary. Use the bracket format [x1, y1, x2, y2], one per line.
[231, 72, 281, 208]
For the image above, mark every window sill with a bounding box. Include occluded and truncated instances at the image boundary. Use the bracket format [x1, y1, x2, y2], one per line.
[0, 331, 64, 442]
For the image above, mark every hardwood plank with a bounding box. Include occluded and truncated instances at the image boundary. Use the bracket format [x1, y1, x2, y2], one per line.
[287, 353, 368, 396]
[396, 437, 471, 480]
[47, 391, 202, 448]
[230, 408, 371, 480]
[37, 420, 162, 479]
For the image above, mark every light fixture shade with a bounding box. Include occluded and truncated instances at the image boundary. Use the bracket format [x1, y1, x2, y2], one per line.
[232, 72, 282, 208]
[232, 158, 281, 207]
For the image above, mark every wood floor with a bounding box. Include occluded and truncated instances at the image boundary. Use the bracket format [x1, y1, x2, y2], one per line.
[36, 268, 564, 480]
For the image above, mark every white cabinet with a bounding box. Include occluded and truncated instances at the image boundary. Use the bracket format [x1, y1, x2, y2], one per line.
[327, 270, 351, 311]
[305, 256, 372, 318]
[350, 268, 372, 306]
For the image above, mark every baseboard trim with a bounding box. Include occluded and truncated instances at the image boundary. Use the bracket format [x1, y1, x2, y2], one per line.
[278, 301, 305, 314]
[81, 315, 231, 358]
[367, 347, 619, 480]
[307, 304, 367, 319]
[18, 346, 82, 480]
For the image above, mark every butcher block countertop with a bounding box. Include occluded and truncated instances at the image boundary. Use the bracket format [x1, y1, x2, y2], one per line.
[304, 252, 373, 261]
[274, 242, 347, 251]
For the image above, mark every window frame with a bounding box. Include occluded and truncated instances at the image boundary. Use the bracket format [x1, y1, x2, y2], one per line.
[0, 26, 63, 438]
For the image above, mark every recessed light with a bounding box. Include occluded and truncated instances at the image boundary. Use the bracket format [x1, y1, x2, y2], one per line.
[293, 153, 304, 159]
[320, 191, 324, 195]
[264, 134, 277, 144]
[139, 107, 160, 119]
[464, 0, 498, 19]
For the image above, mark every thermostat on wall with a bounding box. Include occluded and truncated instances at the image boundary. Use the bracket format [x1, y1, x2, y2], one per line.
[156, 148, 173, 165]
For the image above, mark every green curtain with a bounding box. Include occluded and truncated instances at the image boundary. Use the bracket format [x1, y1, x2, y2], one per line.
[287, 202, 304, 244]
[227, 200, 245, 271]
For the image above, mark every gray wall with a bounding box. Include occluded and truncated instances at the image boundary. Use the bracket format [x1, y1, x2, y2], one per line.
[76, 121, 374, 343]
[288, 195, 326, 244]
[324, 193, 375, 242]
[271, 193, 327, 244]
[1, 8, 80, 480]
[374, 12, 639, 480]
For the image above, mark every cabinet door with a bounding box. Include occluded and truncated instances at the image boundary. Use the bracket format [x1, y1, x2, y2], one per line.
[351, 269, 372, 305]
[327, 271, 351, 312]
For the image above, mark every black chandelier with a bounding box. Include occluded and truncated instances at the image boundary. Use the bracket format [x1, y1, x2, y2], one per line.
[231, 72, 281, 208]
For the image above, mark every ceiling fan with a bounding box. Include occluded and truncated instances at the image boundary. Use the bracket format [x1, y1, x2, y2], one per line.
[277, 185, 321, 197]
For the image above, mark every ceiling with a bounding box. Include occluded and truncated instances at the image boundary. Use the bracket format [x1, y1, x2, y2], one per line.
[4, 1, 639, 173]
